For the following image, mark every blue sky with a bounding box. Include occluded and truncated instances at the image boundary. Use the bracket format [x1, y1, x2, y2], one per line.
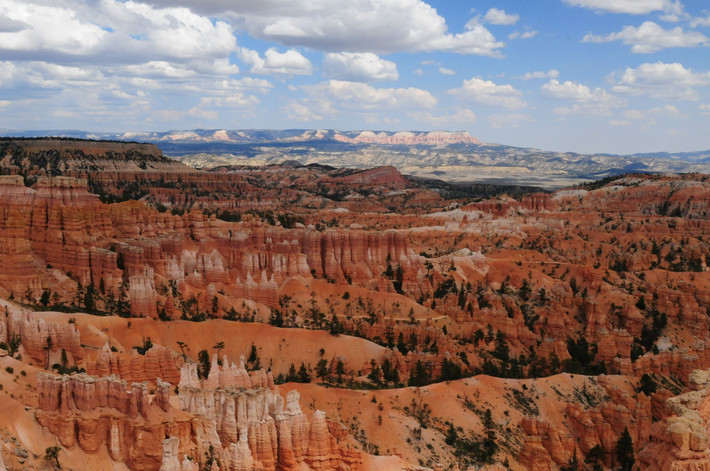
[0, 0, 709, 154]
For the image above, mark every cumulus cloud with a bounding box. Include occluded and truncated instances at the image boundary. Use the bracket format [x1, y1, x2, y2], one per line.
[690, 15, 710, 28]
[583, 22, 708, 53]
[509, 31, 538, 40]
[142, 0, 506, 56]
[283, 102, 324, 121]
[623, 105, 681, 121]
[0, 0, 237, 63]
[700, 104, 710, 115]
[0, 0, 248, 113]
[561, 0, 679, 15]
[323, 52, 398, 82]
[541, 79, 624, 115]
[611, 62, 710, 100]
[448, 77, 526, 109]
[483, 8, 519, 25]
[0, 14, 26, 33]
[304, 80, 437, 111]
[411, 108, 476, 127]
[516, 69, 559, 80]
[438, 67, 456, 76]
[239, 47, 312, 75]
[0, 60, 105, 95]
[292, 80, 437, 124]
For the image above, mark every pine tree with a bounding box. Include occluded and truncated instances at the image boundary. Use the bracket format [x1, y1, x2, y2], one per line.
[585, 444, 606, 471]
[315, 358, 329, 383]
[482, 408, 498, 463]
[335, 360, 346, 384]
[408, 360, 431, 387]
[615, 427, 635, 471]
[297, 362, 311, 383]
[286, 363, 297, 382]
[198, 349, 211, 379]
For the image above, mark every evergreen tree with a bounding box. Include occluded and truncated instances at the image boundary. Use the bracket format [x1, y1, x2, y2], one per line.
[396, 332, 408, 355]
[315, 358, 329, 383]
[297, 362, 311, 383]
[286, 363, 297, 382]
[482, 408, 498, 463]
[198, 349, 211, 380]
[45, 446, 61, 470]
[615, 427, 635, 471]
[439, 357, 463, 382]
[335, 360, 346, 384]
[40, 290, 51, 307]
[408, 360, 431, 387]
[329, 313, 344, 335]
[367, 359, 382, 385]
[585, 444, 606, 471]
[246, 343, 260, 370]
[639, 373, 657, 396]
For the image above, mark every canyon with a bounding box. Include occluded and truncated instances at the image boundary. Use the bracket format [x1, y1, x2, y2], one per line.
[0, 138, 708, 470]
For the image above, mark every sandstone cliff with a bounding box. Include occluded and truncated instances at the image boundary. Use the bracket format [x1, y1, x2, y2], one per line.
[35, 356, 361, 471]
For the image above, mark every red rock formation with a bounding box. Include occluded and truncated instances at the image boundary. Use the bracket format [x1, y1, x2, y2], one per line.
[36, 357, 361, 471]
[639, 369, 710, 471]
[129, 275, 158, 318]
[176, 359, 361, 471]
[85, 343, 182, 385]
[0, 309, 82, 364]
[519, 376, 651, 470]
[328, 166, 409, 189]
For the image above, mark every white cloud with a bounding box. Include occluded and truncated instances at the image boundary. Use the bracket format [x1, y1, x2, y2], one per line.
[541, 79, 624, 115]
[583, 22, 708, 53]
[561, 0, 678, 15]
[483, 8, 519, 26]
[0, 0, 237, 63]
[448, 77, 526, 109]
[438, 67, 456, 76]
[165, 0, 503, 56]
[303, 80, 437, 116]
[323, 52, 398, 82]
[510, 31, 538, 40]
[0, 60, 105, 93]
[283, 102, 323, 121]
[196, 95, 260, 109]
[411, 108, 477, 127]
[609, 120, 633, 126]
[700, 104, 710, 115]
[622, 105, 681, 121]
[611, 62, 710, 101]
[413, 69, 424, 76]
[0, 15, 26, 33]
[690, 15, 710, 28]
[239, 47, 312, 75]
[516, 69, 559, 80]
[0, 0, 246, 111]
[428, 22, 505, 56]
[624, 109, 646, 119]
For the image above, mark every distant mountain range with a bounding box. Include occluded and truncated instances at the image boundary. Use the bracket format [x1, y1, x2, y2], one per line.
[2, 128, 709, 188]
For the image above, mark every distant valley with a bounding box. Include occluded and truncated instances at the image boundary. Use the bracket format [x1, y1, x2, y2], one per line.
[2, 128, 709, 188]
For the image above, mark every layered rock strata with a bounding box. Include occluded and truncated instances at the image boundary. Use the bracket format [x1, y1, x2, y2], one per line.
[639, 369, 710, 470]
[35, 357, 361, 471]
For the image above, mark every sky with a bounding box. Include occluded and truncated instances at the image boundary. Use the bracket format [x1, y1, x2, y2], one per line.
[0, 0, 709, 154]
